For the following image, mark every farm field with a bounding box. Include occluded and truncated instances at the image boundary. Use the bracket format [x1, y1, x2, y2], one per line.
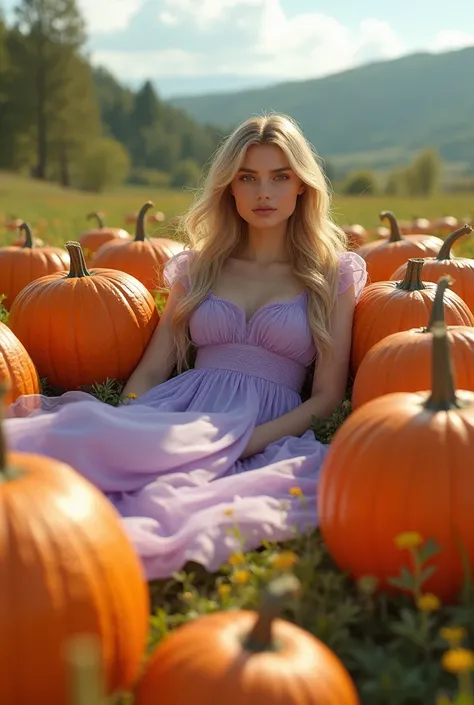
[2, 171, 474, 705]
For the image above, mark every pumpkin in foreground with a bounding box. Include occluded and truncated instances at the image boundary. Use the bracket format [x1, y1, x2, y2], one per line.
[350, 257, 473, 374]
[356, 211, 443, 283]
[352, 276, 474, 408]
[91, 201, 184, 292]
[390, 224, 474, 312]
[0, 321, 40, 403]
[0, 222, 70, 308]
[134, 575, 360, 705]
[319, 320, 474, 602]
[8, 241, 159, 390]
[0, 384, 149, 705]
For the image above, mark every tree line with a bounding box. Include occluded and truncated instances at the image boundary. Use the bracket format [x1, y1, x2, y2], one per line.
[0, 0, 223, 192]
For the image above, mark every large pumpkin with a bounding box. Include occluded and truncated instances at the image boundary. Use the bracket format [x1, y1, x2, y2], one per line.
[352, 276, 474, 408]
[350, 258, 473, 374]
[91, 201, 185, 292]
[319, 320, 474, 602]
[341, 224, 368, 250]
[0, 222, 70, 308]
[357, 211, 443, 283]
[79, 211, 131, 262]
[0, 386, 149, 705]
[134, 575, 359, 705]
[390, 224, 474, 312]
[8, 241, 159, 390]
[0, 321, 40, 403]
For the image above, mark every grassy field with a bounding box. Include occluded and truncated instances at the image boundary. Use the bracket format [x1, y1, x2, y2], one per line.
[2, 171, 474, 704]
[1, 170, 473, 249]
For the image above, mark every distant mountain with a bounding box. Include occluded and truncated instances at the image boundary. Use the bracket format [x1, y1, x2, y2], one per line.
[170, 47, 474, 177]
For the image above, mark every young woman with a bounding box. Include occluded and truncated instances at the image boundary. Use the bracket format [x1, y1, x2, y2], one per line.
[5, 114, 367, 579]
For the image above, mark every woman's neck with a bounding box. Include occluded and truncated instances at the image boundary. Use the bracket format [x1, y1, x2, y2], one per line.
[235, 225, 290, 265]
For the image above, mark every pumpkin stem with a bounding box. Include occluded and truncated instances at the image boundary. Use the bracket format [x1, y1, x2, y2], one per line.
[424, 321, 460, 411]
[65, 635, 104, 705]
[86, 212, 105, 229]
[243, 575, 300, 653]
[426, 275, 453, 331]
[436, 224, 473, 261]
[19, 222, 34, 249]
[396, 258, 426, 291]
[379, 211, 403, 243]
[134, 201, 154, 242]
[65, 242, 91, 278]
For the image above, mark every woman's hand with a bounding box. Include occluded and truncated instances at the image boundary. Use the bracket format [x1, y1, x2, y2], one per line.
[239, 427, 265, 460]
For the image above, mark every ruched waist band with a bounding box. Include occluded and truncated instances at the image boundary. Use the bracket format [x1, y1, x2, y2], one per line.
[194, 344, 306, 392]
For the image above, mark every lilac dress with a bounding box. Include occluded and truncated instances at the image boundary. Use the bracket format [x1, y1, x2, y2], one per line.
[5, 250, 367, 580]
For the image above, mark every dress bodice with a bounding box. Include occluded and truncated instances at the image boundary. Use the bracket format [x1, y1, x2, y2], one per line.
[164, 248, 367, 391]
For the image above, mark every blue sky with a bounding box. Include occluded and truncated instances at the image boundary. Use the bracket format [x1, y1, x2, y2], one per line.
[3, 0, 474, 96]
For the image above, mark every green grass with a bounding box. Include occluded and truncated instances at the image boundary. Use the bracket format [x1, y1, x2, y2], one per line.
[1, 171, 474, 249]
[2, 173, 474, 704]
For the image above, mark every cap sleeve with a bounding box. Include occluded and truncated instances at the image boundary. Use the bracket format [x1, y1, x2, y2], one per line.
[338, 251, 367, 301]
[163, 249, 195, 291]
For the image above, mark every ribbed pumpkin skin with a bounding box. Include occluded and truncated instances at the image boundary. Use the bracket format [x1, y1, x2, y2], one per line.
[0, 245, 70, 308]
[8, 266, 159, 390]
[357, 235, 443, 284]
[0, 452, 149, 705]
[92, 237, 184, 291]
[352, 326, 474, 408]
[391, 257, 474, 313]
[80, 227, 131, 259]
[350, 281, 473, 374]
[0, 321, 40, 403]
[134, 610, 360, 705]
[318, 389, 474, 601]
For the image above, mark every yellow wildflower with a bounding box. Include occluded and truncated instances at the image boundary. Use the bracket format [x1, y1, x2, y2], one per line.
[228, 552, 245, 566]
[394, 531, 424, 549]
[128, 392, 137, 399]
[442, 648, 474, 674]
[182, 591, 193, 602]
[417, 593, 441, 613]
[233, 570, 251, 585]
[289, 487, 303, 497]
[223, 508, 234, 517]
[440, 627, 467, 647]
[271, 551, 299, 571]
[218, 584, 232, 598]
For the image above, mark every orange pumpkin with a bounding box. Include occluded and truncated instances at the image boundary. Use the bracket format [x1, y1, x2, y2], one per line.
[390, 224, 474, 312]
[319, 320, 474, 602]
[8, 241, 159, 390]
[432, 215, 458, 233]
[0, 223, 70, 308]
[91, 201, 184, 292]
[357, 211, 443, 283]
[350, 258, 473, 374]
[134, 575, 360, 705]
[400, 217, 432, 234]
[79, 211, 131, 261]
[352, 276, 474, 408]
[341, 224, 368, 250]
[0, 386, 149, 705]
[0, 321, 40, 403]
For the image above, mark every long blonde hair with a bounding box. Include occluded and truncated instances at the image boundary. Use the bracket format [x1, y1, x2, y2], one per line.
[172, 113, 348, 372]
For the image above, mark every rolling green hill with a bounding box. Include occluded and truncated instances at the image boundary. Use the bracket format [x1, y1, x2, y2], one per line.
[171, 47, 474, 177]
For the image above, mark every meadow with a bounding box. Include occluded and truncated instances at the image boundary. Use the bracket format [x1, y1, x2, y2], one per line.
[2, 171, 474, 704]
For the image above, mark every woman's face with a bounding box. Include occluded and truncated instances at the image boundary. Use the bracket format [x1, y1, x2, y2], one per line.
[230, 144, 305, 230]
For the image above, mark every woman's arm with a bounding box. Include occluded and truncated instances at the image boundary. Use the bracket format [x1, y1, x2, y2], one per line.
[121, 282, 187, 398]
[240, 285, 356, 457]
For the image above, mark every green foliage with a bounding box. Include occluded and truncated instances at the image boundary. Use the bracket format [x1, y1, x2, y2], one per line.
[170, 159, 201, 189]
[127, 168, 170, 189]
[385, 148, 442, 196]
[0, 295, 8, 324]
[342, 169, 379, 196]
[77, 136, 131, 192]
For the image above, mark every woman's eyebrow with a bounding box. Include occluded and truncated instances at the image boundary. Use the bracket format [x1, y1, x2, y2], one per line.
[237, 166, 292, 173]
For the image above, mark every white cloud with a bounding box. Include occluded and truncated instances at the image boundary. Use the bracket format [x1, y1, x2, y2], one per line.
[430, 29, 474, 52]
[87, 0, 472, 89]
[78, 0, 145, 33]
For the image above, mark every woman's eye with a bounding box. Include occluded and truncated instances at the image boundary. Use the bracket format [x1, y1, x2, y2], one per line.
[240, 175, 254, 181]
[275, 174, 289, 180]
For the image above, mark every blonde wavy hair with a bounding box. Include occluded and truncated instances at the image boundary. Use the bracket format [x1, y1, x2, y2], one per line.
[172, 113, 348, 373]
